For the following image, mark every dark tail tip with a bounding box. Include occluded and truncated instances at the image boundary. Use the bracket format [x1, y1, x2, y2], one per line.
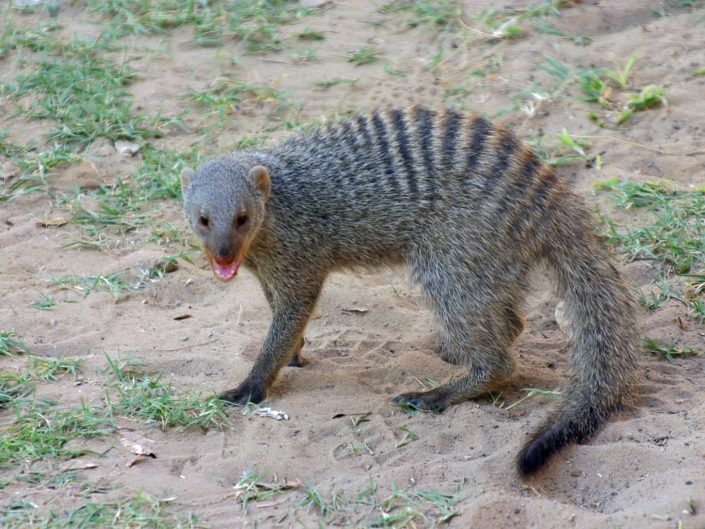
[517, 404, 605, 479]
[517, 434, 558, 478]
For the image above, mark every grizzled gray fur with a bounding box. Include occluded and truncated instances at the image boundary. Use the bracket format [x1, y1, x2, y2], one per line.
[181, 107, 639, 477]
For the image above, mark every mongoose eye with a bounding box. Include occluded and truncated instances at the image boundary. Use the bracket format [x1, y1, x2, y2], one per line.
[198, 215, 210, 228]
[236, 214, 248, 227]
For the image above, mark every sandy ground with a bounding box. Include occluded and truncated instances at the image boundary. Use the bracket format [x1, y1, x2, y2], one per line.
[2, 1, 705, 527]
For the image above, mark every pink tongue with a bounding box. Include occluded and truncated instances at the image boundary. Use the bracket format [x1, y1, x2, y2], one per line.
[213, 260, 239, 282]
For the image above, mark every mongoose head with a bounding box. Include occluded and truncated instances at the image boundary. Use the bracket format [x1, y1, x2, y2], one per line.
[181, 157, 270, 282]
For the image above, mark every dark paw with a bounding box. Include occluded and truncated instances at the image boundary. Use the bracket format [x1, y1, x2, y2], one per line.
[287, 352, 306, 367]
[219, 382, 265, 406]
[391, 392, 447, 412]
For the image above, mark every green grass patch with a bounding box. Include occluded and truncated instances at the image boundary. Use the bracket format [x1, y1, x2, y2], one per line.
[533, 19, 591, 46]
[0, 352, 228, 474]
[670, 0, 705, 7]
[597, 179, 705, 273]
[226, 0, 324, 53]
[0, 351, 226, 474]
[635, 271, 679, 311]
[297, 27, 324, 41]
[617, 84, 667, 124]
[136, 146, 200, 200]
[476, 1, 565, 39]
[379, 0, 569, 39]
[294, 477, 470, 527]
[391, 400, 429, 415]
[0, 491, 202, 529]
[0, 371, 34, 409]
[347, 45, 383, 65]
[0, 21, 63, 57]
[394, 426, 417, 448]
[52, 147, 198, 246]
[1, 353, 79, 409]
[1, 20, 187, 209]
[28, 292, 58, 311]
[234, 470, 300, 515]
[62, 189, 145, 242]
[0, 332, 29, 356]
[49, 272, 151, 300]
[1, 16, 214, 253]
[598, 179, 705, 321]
[0, 141, 80, 202]
[186, 78, 295, 123]
[81, 0, 324, 51]
[521, 56, 666, 125]
[26, 356, 81, 382]
[228, 473, 471, 526]
[0, 399, 114, 467]
[1, 352, 80, 414]
[383, 0, 565, 40]
[103, 354, 231, 430]
[644, 337, 700, 363]
[379, 0, 466, 32]
[3, 34, 171, 150]
[528, 128, 595, 167]
[312, 76, 360, 88]
[47, 252, 188, 301]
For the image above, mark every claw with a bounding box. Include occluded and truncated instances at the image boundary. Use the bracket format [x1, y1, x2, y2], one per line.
[220, 382, 265, 405]
[391, 392, 447, 412]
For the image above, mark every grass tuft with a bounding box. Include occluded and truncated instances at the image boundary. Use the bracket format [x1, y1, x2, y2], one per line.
[379, 0, 466, 33]
[81, 0, 323, 52]
[233, 470, 299, 515]
[0, 371, 34, 409]
[598, 179, 705, 322]
[6, 48, 167, 150]
[1, 354, 78, 409]
[47, 252, 188, 301]
[0, 490, 202, 529]
[597, 179, 705, 274]
[347, 46, 383, 65]
[526, 56, 666, 126]
[187, 78, 294, 123]
[644, 337, 700, 364]
[0, 332, 29, 356]
[0, 399, 114, 467]
[103, 354, 231, 429]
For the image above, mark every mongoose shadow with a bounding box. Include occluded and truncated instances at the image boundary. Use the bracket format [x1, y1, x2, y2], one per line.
[180, 107, 640, 478]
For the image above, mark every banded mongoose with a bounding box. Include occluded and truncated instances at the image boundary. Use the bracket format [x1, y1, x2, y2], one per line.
[181, 106, 639, 477]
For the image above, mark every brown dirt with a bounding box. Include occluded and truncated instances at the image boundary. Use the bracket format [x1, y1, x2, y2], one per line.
[2, 1, 705, 527]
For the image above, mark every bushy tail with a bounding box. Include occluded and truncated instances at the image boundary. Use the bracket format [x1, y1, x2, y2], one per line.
[517, 202, 640, 478]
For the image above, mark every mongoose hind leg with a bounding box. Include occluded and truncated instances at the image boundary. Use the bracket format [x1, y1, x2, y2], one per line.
[392, 354, 515, 411]
[436, 304, 524, 365]
[392, 341, 516, 411]
[399, 252, 524, 411]
[434, 333, 464, 366]
[287, 337, 307, 367]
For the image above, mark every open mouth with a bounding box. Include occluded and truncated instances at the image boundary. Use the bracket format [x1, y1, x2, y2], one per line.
[210, 256, 242, 282]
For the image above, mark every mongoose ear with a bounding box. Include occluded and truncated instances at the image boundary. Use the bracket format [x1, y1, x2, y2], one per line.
[249, 165, 271, 203]
[181, 167, 196, 192]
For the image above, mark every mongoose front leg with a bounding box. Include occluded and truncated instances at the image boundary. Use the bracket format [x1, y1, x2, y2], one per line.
[260, 281, 307, 369]
[220, 282, 322, 405]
